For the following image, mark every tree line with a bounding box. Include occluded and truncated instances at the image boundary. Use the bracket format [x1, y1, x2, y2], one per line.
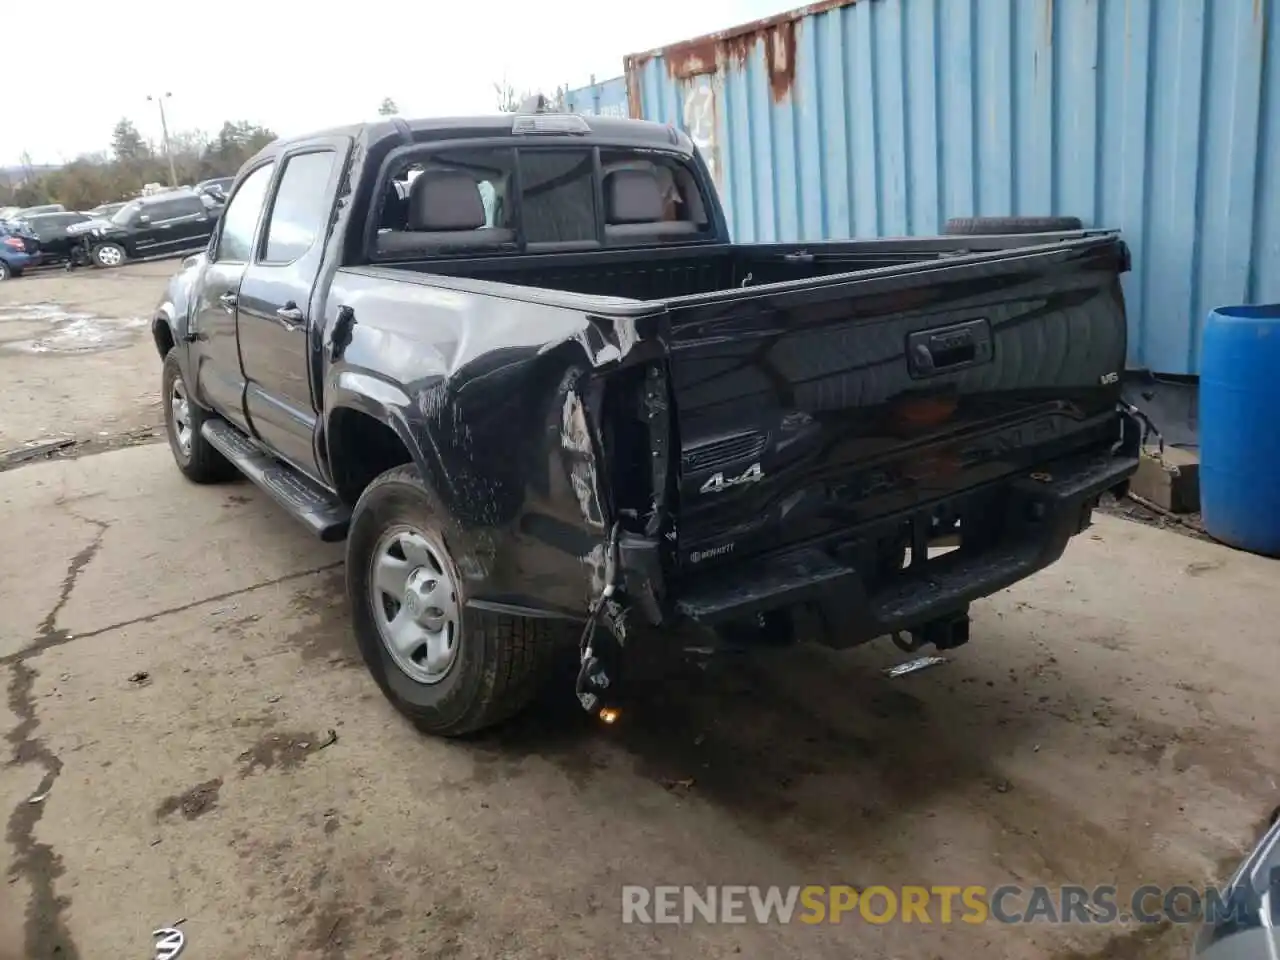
[1, 117, 276, 211]
[5, 87, 575, 212]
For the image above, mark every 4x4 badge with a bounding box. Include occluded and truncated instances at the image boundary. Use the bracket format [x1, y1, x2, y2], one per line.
[699, 462, 763, 495]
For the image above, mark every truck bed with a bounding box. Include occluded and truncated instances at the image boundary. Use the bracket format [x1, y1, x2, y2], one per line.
[377, 232, 1129, 581]
[389, 232, 1104, 301]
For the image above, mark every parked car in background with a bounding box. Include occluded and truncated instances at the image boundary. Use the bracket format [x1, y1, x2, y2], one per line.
[0, 219, 41, 279]
[21, 211, 92, 265]
[11, 203, 65, 218]
[76, 190, 220, 268]
[86, 201, 127, 219]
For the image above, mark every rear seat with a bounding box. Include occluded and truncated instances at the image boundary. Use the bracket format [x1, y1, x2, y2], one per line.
[604, 168, 699, 240]
[376, 170, 514, 255]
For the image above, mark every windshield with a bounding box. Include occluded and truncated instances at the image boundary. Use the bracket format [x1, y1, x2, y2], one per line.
[111, 202, 141, 226]
[0, 220, 35, 237]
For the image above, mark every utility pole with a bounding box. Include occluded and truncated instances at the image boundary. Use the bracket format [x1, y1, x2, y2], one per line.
[147, 92, 178, 187]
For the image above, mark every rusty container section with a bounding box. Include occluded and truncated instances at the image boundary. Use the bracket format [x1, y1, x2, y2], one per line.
[614, 0, 1279, 376]
[621, 1, 862, 195]
[623, 0, 856, 108]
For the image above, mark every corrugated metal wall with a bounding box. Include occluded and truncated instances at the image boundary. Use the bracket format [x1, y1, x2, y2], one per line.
[621, 0, 1279, 375]
[564, 76, 630, 118]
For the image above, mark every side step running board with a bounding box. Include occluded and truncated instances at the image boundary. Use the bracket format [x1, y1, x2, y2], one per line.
[201, 419, 350, 542]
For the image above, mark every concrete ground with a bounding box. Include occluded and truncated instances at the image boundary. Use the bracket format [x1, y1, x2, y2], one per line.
[3, 266, 1280, 960]
[0, 261, 171, 456]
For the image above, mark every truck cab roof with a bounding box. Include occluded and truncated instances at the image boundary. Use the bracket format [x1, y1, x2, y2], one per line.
[253, 114, 696, 166]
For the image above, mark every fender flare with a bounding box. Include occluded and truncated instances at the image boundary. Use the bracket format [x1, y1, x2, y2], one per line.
[324, 368, 451, 503]
[325, 371, 508, 582]
[151, 308, 177, 356]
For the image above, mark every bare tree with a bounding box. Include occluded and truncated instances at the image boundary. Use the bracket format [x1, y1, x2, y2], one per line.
[378, 97, 399, 116]
[494, 77, 521, 113]
[494, 77, 567, 113]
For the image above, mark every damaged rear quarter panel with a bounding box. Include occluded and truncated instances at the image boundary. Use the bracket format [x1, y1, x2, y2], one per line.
[322, 267, 664, 619]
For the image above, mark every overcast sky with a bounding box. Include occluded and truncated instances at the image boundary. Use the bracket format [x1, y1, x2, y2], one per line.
[3, 0, 795, 166]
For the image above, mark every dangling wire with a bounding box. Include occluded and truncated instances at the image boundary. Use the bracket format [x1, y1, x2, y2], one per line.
[575, 522, 620, 707]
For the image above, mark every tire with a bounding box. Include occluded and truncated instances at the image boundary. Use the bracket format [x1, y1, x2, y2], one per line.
[944, 216, 1083, 236]
[161, 349, 236, 483]
[0, 261, 10, 281]
[347, 465, 560, 736]
[91, 242, 127, 268]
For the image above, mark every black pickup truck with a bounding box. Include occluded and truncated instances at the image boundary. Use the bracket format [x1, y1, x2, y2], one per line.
[153, 111, 1142, 736]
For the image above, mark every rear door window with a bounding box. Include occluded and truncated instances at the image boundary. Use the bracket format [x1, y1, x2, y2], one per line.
[148, 197, 204, 220]
[262, 151, 336, 263]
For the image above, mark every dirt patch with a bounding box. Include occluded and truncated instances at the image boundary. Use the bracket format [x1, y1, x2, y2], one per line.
[301, 900, 360, 960]
[1052, 920, 1184, 959]
[285, 568, 360, 668]
[1097, 494, 1210, 542]
[0, 426, 162, 474]
[0, 263, 170, 452]
[155, 778, 223, 821]
[237, 729, 338, 778]
[0, 302, 149, 356]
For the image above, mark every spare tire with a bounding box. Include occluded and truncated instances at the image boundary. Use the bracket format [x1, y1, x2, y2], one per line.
[944, 216, 1083, 236]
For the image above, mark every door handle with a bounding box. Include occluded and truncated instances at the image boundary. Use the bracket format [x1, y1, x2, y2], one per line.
[218, 292, 237, 311]
[275, 303, 305, 326]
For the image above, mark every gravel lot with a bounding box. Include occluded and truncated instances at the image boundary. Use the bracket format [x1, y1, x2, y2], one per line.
[2, 264, 1278, 959]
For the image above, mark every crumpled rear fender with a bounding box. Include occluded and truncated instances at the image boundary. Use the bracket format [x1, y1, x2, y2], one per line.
[325, 343, 620, 622]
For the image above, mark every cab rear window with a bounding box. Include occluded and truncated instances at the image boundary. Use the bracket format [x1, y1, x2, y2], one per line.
[370, 144, 712, 260]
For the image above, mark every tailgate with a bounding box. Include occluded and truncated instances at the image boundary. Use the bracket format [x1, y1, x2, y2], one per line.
[662, 236, 1128, 572]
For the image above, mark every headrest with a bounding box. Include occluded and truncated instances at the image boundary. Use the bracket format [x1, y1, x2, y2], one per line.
[408, 170, 485, 231]
[605, 169, 665, 224]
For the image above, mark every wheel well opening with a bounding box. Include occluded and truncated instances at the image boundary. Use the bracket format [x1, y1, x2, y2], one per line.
[328, 408, 413, 507]
[152, 319, 176, 359]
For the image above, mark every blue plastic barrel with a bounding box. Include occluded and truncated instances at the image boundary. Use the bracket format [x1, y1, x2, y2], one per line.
[1199, 304, 1280, 557]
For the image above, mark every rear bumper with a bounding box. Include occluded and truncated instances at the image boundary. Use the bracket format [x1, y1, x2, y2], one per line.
[1, 251, 40, 270]
[625, 443, 1139, 643]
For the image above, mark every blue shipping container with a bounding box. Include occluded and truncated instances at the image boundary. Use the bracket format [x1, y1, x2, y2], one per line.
[618, 0, 1279, 376]
[564, 76, 630, 118]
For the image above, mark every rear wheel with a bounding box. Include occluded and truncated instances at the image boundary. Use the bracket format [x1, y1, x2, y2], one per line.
[347, 465, 560, 736]
[161, 349, 236, 483]
[0, 261, 10, 281]
[92, 242, 126, 268]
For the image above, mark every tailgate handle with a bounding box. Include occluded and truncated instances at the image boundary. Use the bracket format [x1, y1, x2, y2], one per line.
[907, 319, 993, 378]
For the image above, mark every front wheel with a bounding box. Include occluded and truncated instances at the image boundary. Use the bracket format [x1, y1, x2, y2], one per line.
[347, 465, 560, 736]
[91, 242, 127, 268]
[161, 349, 236, 483]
